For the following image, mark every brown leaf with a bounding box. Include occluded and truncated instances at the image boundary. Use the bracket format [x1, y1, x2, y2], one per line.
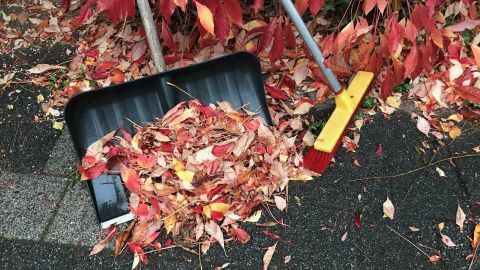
[441, 234, 456, 247]
[456, 205, 466, 231]
[115, 221, 135, 256]
[382, 196, 395, 219]
[28, 64, 66, 74]
[263, 242, 278, 270]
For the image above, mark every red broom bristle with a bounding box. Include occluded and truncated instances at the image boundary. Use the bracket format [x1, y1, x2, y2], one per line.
[303, 148, 334, 174]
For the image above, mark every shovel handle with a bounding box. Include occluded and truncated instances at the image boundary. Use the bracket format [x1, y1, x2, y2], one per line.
[137, 0, 166, 72]
[281, 0, 342, 93]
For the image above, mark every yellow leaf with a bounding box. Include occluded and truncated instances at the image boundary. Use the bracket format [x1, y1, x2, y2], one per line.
[447, 113, 463, 122]
[210, 203, 231, 213]
[131, 134, 140, 151]
[245, 40, 256, 52]
[473, 224, 480, 248]
[164, 214, 176, 235]
[176, 170, 195, 183]
[386, 96, 399, 108]
[7, 104, 13, 110]
[194, 1, 214, 35]
[36, 94, 44, 103]
[203, 205, 211, 218]
[472, 44, 480, 67]
[244, 210, 262, 223]
[53, 121, 64, 130]
[172, 158, 185, 172]
[449, 126, 461, 139]
[438, 222, 445, 232]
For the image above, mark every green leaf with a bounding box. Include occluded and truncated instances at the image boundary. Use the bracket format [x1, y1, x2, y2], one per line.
[53, 121, 64, 130]
[462, 29, 473, 45]
[362, 96, 376, 109]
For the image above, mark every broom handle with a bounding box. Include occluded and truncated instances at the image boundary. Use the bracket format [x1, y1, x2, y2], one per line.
[137, 0, 166, 72]
[281, 0, 342, 93]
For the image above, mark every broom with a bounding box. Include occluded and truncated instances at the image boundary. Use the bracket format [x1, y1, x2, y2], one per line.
[281, 0, 374, 173]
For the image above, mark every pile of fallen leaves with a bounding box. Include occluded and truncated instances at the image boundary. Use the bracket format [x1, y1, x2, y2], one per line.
[80, 99, 313, 264]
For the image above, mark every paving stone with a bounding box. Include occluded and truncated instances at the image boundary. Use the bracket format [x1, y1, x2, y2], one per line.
[43, 183, 101, 247]
[0, 172, 67, 241]
[44, 128, 78, 176]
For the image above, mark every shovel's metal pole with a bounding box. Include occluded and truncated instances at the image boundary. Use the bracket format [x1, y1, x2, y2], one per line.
[136, 0, 166, 72]
[281, 0, 342, 93]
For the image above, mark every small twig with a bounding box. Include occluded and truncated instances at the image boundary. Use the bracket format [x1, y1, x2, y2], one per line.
[124, 117, 141, 128]
[166, 82, 199, 101]
[468, 241, 480, 270]
[350, 154, 480, 181]
[198, 244, 203, 270]
[160, 201, 196, 222]
[386, 225, 430, 259]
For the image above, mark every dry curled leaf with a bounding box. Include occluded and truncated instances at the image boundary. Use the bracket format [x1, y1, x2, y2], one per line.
[263, 242, 278, 270]
[456, 205, 466, 231]
[383, 196, 395, 220]
[441, 234, 456, 247]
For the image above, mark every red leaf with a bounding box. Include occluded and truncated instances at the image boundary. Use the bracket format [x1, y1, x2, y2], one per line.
[410, 4, 428, 29]
[284, 19, 296, 49]
[375, 144, 383, 155]
[363, 0, 376, 15]
[263, 230, 281, 239]
[162, 20, 176, 51]
[121, 166, 141, 191]
[137, 154, 157, 169]
[456, 86, 480, 104]
[352, 158, 362, 168]
[295, 0, 309, 16]
[173, 0, 188, 12]
[309, 0, 324, 16]
[111, 69, 125, 84]
[243, 118, 260, 131]
[80, 162, 107, 180]
[387, 18, 404, 57]
[212, 143, 234, 157]
[322, 33, 335, 57]
[258, 20, 276, 52]
[60, 0, 71, 12]
[207, 184, 226, 198]
[381, 66, 394, 100]
[73, 0, 95, 25]
[232, 227, 251, 244]
[97, 0, 135, 22]
[253, 0, 264, 14]
[392, 59, 405, 86]
[404, 45, 419, 78]
[266, 85, 288, 100]
[223, 0, 243, 27]
[269, 23, 284, 64]
[159, 0, 177, 23]
[404, 20, 418, 43]
[214, 8, 230, 42]
[354, 213, 362, 229]
[195, 0, 215, 36]
[211, 211, 224, 222]
[136, 203, 149, 217]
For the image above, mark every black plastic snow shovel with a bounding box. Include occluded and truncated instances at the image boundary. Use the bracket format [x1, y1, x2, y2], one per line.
[64, 52, 272, 228]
